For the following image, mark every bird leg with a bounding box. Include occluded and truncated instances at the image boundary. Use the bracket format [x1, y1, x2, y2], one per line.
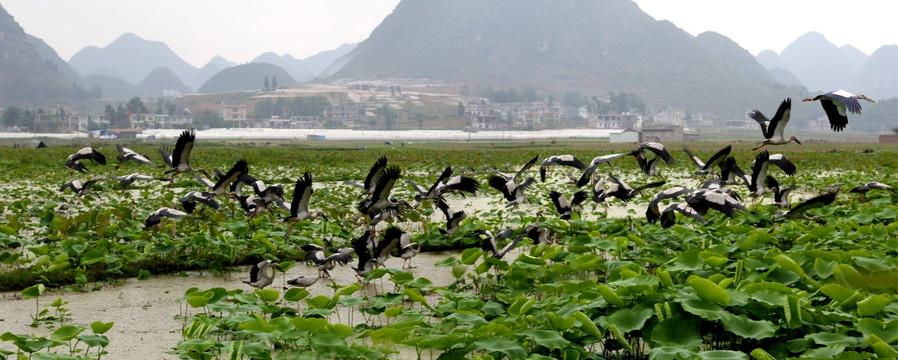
[751, 143, 768, 151]
[283, 222, 296, 240]
[768, 222, 781, 234]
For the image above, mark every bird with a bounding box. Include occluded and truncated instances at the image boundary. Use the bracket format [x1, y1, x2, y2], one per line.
[165, 129, 209, 185]
[539, 155, 586, 182]
[437, 198, 466, 235]
[660, 202, 706, 229]
[576, 152, 631, 187]
[65, 147, 106, 174]
[179, 191, 221, 214]
[115, 144, 156, 169]
[396, 229, 422, 269]
[488, 155, 539, 208]
[345, 156, 388, 196]
[718, 156, 750, 186]
[373, 227, 404, 268]
[243, 260, 280, 289]
[683, 145, 731, 176]
[284, 172, 326, 239]
[357, 166, 407, 226]
[524, 223, 553, 245]
[350, 230, 377, 280]
[685, 188, 746, 218]
[286, 275, 320, 288]
[205, 159, 249, 197]
[144, 207, 190, 234]
[851, 182, 895, 202]
[749, 98, 800, 150]
[631, 142, 676, 176]
[595, 176, 666, 204]
[302, 245, 354, 278]
[803, 90, 875, 132]
[645, 186, 693, 223]
[766, 176, 795, 209]
[60, 179, 103, 197]
[158, 147, 173, 167]
[235, 174, 288, 216]
[110, 174, 166, 188]
[549, 190, 588, 220]
[772, 186, 840, 231]
[749, 150, 797, 198]
[405, 166, 479, 203]
[476, 229, 524, 260]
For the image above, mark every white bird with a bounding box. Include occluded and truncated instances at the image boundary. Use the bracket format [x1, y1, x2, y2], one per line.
[144, 207, 190, 234]
[179, 191, 220, 214]
[539, 155, 586, 182]
[302, 245, 354, 278]
[437, 198, 466, 235]
[396, 229, 422, 269]
[488, 155, 538, 208]
[685, 188, 746, 218]
[683, 145, 732, 176]
[549, 190, 588, 220]
[115, 144, 156, 169]
[749, 150, 797, 197]
[631, 142, 676, 176]
[803, 90, 875, 132]
[749, 98, 800, 150]
[645, 186, 693, 223]
[772, 187, 839, 231]
[660, 202, 706, 228]
[110, 173, 166, 187]
[576, 152, 631, 187]
[595, 176, 665, 204]
[766, 176, 795, 209]
[357, 166, 407, 226]
[851, 182, 895, 202]
[60, 179, 103, 197]
[284, 172, 326, 239]
[406, 166, 479, 202]
[475, 229, 523, 259]
[205, 160, 248, 197]
[165, 129, 209, 186]
[65, 147, 106, 174]
[243, 260, 280, 289]
[286, 275, 320, 288]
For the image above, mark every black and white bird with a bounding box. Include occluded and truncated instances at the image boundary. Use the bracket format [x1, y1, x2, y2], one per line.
[373, 227, 404, 268]
[595, 176, 666, 204]
[488, 155, 538, 208]
[179, 191, 221, 214]
[144, 207, 190, 232]
[803, 90, 875, 132]
[684, 145, 731, 177]
[437, 198, 466, 235]
[233, 174, 287, 216]
[660, 202, 706, 229]
[205, 160, 248, 197]
[357, 166, 407, 226]
[406, 166, 479, 203]
[284, 172, 326, 239]
[302, 244, 354, 278]
[632, 142, 676, 176]
[773, 187, 839, 230]
[476, 229, 523, 260]
[346, 156, 388, 196]
[396, 229, 422, 269]
[65, 147, 107, 174]
[851, 182, 895, 202]
[115, 144, 156, 169]
[549, 190, 588, 220]
[286, 275, 320, 288]
[576, 152, 631, 187]
[645, 186, 693, 223]
[749, 150, 797, 197]
[685, 188, 746, 218]
[165, 129, 209, 185]
[243, 260, 280, 289]
[351, 230, 377, 280]
[110, 173, 166, 188]
[539, 155, 586, 182]
[718, 156, 750, 186]
[765, 176, 795, 209]
[749, 98, 800, 150]
[60, 179, 103, 197]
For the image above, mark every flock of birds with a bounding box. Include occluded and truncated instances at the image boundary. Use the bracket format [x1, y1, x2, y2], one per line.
[57, 89, 895, 291]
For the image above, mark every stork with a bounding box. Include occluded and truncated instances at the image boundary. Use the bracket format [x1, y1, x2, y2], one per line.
[488, 155, 539, 208]
[437, 198, 466, 235]
[179, 191, 220, 214]
[851, 182, 895, 202]
[405, 166, 479, 203]
[576, 152, 631, 187]
[685, 188, 746, 218]
[65, 147, 106, 174]
[595, 176, 666, 204]
[645, 186, 693, 223]
[345, 156, 387, 196]
[110, 174, 167, 188]
[803, 90, 875, 132]
[718, 156, 750, 186]
[144, 207, 190, 235]
[749, 98, 799, 150]
[476, 229, 523, 260]
[771, 186, 840, 232]
[350, 230, 377, 281]
[631, 142, 676, 176]
[766, 176, 795, 209]
[357, 166, 407, 227]
[60, 178, 103, 197]
[539, 154, 586, 182]
[749, 150, 797, 198]
[302, 245, 354, 278]
[549, 190, 588, 220]
[284, 172, 326, 239]
[660, 202, 706, 229]
[243, 260, 280, 289]
[165, 129, 209, 186]
[115, 144, 156, 169]
[683, 145, 731, 177]
[396, 229, 422, 269]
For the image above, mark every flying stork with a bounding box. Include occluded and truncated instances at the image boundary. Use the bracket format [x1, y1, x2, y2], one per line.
[60, 178, 103, 197]
[243, 260, 281, 289]
[749, 98, 800, 150]
[115, 144, 156, 169]
[437, 198, 466, 235]
[631, 142, 676, 176]
[65, 147, 106, 174]
[488, 155, 539, 208]
[749, 150, 797, 198]
[539, 154, 586, 182]
[549, 190, 588, 220]
[684, 145, 732, 177]
[357, 166, 407, 227]
[770, 186, 840, 232]
[165, 129, 209, 186]
[645, 186, 693, 223]
[803, 90, 875, 132]
[659, 202, 706, 229]
[345, 156, 388, 196]
[284, 172, 326, 239]
[851, 182, 895, 202]
[405, 166, 479, 203]
[145, 207, 190, 235]
[576, 152, 631, 187]
[476, 228, 524, 260]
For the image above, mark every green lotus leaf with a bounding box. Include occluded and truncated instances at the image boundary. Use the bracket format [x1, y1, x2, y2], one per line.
[519, 329, 570, 350]
[473, 338, 526, 360]
[722, 314, 776, 340]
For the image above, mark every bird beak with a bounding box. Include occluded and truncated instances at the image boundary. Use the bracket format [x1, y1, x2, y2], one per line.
[794, 138, 802, 145]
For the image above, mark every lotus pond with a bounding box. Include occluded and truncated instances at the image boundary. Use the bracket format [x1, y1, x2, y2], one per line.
[1, 140, 897, 359]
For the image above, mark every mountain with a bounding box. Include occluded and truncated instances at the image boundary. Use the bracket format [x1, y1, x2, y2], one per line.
[197, 63, 296, 93]
[82, 74, 144, 101]
[68, 33, 198, 86]
[759, 32, 868, 93]
[328, 0, 792, 118]
[190, 56, 236, 91]
[767, 68, 803, 88]
[252, 52, 315, 83]
[26, 34, 80, 84]
[695, 31, 786, 88]
[854, 45, 898, 99]
[301, 43, 356, 79]
[138, 67, 193, 97]
[0, 5, 78, 105]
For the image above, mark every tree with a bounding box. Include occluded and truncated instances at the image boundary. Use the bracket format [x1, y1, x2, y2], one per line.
[893, 126, 898, 134]
[264, 76, 270, 90]
[460, 84, 471, 96]
[126, 97, 148, 114]
[457, 102, 466, 118]
[271, 76, 278, 89]
[2, 106, 22, 127]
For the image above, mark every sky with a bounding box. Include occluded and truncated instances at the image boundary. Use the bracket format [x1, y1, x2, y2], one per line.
[3, 0, 897, 68]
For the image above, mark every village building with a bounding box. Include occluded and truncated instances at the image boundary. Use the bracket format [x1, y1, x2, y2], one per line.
[219, 104, 248, 128]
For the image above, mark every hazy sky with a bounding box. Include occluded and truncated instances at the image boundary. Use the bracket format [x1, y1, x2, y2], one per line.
[4, 0, 896, 68]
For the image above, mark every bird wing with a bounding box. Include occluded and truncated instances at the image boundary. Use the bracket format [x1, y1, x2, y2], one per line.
[570, 190, 589, 207]
[488, 175, 514, 199]
[829, 90, 864, 114]
[442, 176, 479, 196]
[789, 189, 838, 216]
[769, 98, 792, 140]
[649, 186, 692, 209]
[211, 160, 248, 194]
[426, 166, 454, 197]
[548, 191, 567, 213]
[171, 129, 195, 168]
[514, 155, 540, 182]
[375, 228, 403, 258]
[703, 145, 732, 171]
[247, 263, 261, 283]
[325, 253, 354, 266]
[749, 150, 769, 193]
[371, 166, 401, 202]
[129, 152, 156, 166]
[640, 142, 675, 165]
[683, 149, 705, 169]
[748, 110, 770, 138]
[290, 172, 314, 217]
[819, 98, 848, 132]
[404, 179, 427, 196]
[363, 156, 388, 191]
[158, 147, 173, 167]
[436, 197, 452, 219]
[767, 154, 797, 176]
[631, 180, 667, 197]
